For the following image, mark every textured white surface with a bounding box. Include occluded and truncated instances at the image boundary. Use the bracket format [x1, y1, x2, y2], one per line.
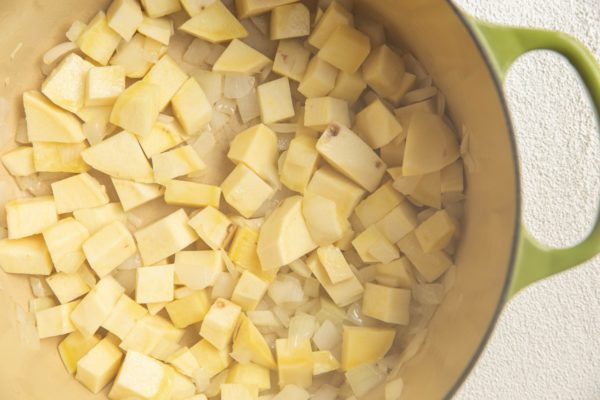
[452, 0, 600, 399]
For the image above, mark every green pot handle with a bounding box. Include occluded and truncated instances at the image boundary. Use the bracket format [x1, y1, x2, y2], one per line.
[468, 18, 600, 299]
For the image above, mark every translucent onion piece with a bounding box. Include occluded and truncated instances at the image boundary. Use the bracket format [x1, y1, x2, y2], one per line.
[345, 364, 385, 398]
[192, 367, 211, 393]
[209, 110, 230, 132]
[223, 74, 256, 99]
[118, 252, 143, 270]
[29, 276, 53, 297]
[236, 89, 260, 123]
[268, 275, 304, 305]
[157, 113, 175, 124]
[230, 348, 252, 364]
[272, 305, 292, 328]
[385, 378, 404, 400]
[277, 132, 295, 151]
[83, 120, 107, 145]
[183, 39, 212, 66]
[205, 369, 229, 398]
[15, 304, 40, 350]
[214, 98, 237, 116]
[288, 258, 311, 278]
[15, 175, 52, 196]
[204, 44, 226, 66]
[346, 302, 378, 327]
[311, 384, 339, 400]
[210, 273, 237, 300]
[113, 269, 136, 295]
[42, 42, 78, 65]
[66, 21, 87, 42]
[188, 128, 216, 158]
[288, 313, 317, 348]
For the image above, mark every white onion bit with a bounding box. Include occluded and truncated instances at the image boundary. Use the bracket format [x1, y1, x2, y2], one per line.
[42, 42, 78, 65]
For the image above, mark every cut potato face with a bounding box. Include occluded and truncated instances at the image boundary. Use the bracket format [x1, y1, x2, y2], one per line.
[180, 1, 248, 43]
[23, 91, 85, 143]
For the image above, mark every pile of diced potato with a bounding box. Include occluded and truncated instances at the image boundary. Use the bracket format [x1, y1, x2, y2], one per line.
[0, 0, 465, 399]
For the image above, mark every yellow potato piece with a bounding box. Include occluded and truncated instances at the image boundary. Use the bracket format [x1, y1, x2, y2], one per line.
[180, 1, 247, 43]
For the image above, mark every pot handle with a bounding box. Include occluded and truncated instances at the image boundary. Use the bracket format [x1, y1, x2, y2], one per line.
[469, 18, 600, 298]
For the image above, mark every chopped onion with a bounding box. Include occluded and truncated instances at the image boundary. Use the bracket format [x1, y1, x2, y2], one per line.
[183, 39, 212, 66]
[209, 110, 230, 131]
[224, 74, 255, 99]
[414, 284, 445, 305]
[229, 215, 264, 231]
[346, 302, 378, 327]
[377, 352, 401, 373]
[214, 98, 237, 116]
[205, 369, 229, 398]
[66, 21, 87, 42]
[345, 364, 385, 397]
[272, 305, 292, 328]
[118, 253, 143, 270]
[315, 299, 346, 326]
[192, 367, 211, 393]
[288, 258, 311, 278]
[230, 348, 252, 364]
[15, 175, 52, 196]
[14, 304, 40, 350]
[221, 250, 238, 275]
[247, 310, 283, 329]
[288, 313, 317, 348]
[157, 113, 175, 124]
[312, 319, 341, 351]
[268, 275, 304, 305]
[113, 269, 136, 295]
[187, 128, 215, 158]
[236, 89, 260, 123]
[296, 298, 320, 314]
[399, 86, 438, 106]
[204, 44, 226, 66]
[385, 378, 404, 400]
[311, 384, 339, 400]
[83, 120, 107, 145]
[277, 132, 295, 151]
[42, 42, 77, 65]
[29, 276, 53, 297]
[269, 123, 298, 133]
[302, 277, 320, 298]
[211, 272, 237, 300]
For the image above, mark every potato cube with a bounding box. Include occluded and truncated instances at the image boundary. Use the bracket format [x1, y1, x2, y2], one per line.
[279, 135, 319, 193]
[1, 146, 35, 176]
[77, 12, 121, 65]
[188, 206, 233, 250]
[73, 203, 126, 234]
[143, 55, 189, 110]
[30, 296, 58, 312]
[70, 276, 125, 337]
[228, 225, 260, 269]
[354, 181, 403, 227]
[112, 178, 163, 211]
[134, 209, 199, 265]
[397, 232, 452, 282]
[58, 331, 101, 374]
[441, 160, 464, 194]
[375, 257, 415, 288]
[135, 265, 175, 304]
[361, 44, 405, 100]
[304, 97, 350, 130]
[83, 221, 136, 277]
[316, 124, 387, 192]
[102, 294, 148, 339]
[341, 326, 395, 370]
[46, 271, 90, 304]
[165, 290, 210, 328]
[222, 164, 275, 218]
[0, 236, 53, 275]
[297, 57, 338, 98]
[179, 1, 248, 43]
[138, 16, 173, 45]
[380, 136, 405, 167]
[200, 298, 242, 349]
[227, 362, 270, 391]
[352, 225, 398, 264]
[171, 78, 212, 136]
[228, 123, 279, 186]
[236, 0, 298, 18]
[271, 3, 310, 40]
[232, 314, 276, 369]
[32, 142, 89, 173]
[273, 39, 311, 82]
[316, 245, 353, 284]
[35, 300, 80, 339]
[306, 166, 365, 218]
[152, 145, 206, 183]
[86, 66, 125, 107]
[76, 337, 124, 394]
[141, 0, 181, 18]
[174, 250, 225, 289]
[165, 180, 221, 208]
[167, 347, 200, 377]
[308, 1, 353, 49]
[120, 315, 181, 354]
[302, 192, 347, 246]
[213, 39, 271, 75]
[355, 99, 403, 149]
[414, 210, 457, 253]
[231, 271, 269, 311]
[317, 25, 370, 74]
[23, 91, 85, 143]
[138, 119, 185, 158]
[257, 77, 295, 124]
[42, 53, 94, 114]
[306, 252, 363, 307]
[257, 196, 317, 270]
[375, 201, 418, 243]
[109, 351, 167, 399]
[221, 384, 258, 400]
[329, 71, 366, 105]
[107, 0, 144, 41]
[312, 351, 340, 375]
[362, 282, 410, 325]
[52, 173, 109, 214]
[190, 339, 231, 377]
[276, 338, 313, 388]
[6, 196, 58, 239]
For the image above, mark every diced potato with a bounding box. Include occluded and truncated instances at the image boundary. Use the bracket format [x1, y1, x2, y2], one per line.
[110, 82, 161, 137]
[190, 339, 232, 377]
[317, 25, 370, 74]
[112, 178, 163, 211]
[257, 77, 295, 124]
[361, 45, 405, 100]
[143, 55, 189, 110]
[414, 209, 457, 253]
[109, 351, 167, 399]
[171, 78, 212, 136]
[76, 337, 124, 394]
[316, 245, 353, 284]
[23, 91, 85, 143]
[273, 39, 311, 82]
[221, 383, 258, 400]
[279, 135, 319, 193]
[213, 39, 271, 75]
[174, 250, 225, 289]
[306, 252, 363, 307]
[403, 112, 460, 176]
[308, 1, 353, 49]
[228, 225, 260, 268]
[397, 232, 452, 282]
[0, 236, 53, 275]
[188, 206, 233, 250]
[86, 66, 125, 107]
[107, 0, 144, 41]
[6, 196, 58, 239]
[297, 57, 338, 98]
[362, 282, 410, 325]
[102, 294, 148, 339]
[83, 221, 136, 277]
[394, 98, 436, 128]
[110, 34, 156, 78]
[393, 170, 442, 209]
[73, 203, 127, 234]
[51, 173, 109, 214]
[30, 296, 59, 312]
[380, 136, 405, 167]
[1, 146, 35, 176]
[58, 331, 101, 374]
[257, 196, 317, 270]
[42, 53, 94, 113]
[236, 0, 298, 18]
[152, 145, 206, 183]
[227, 362, 270, 391]
[231, 271, 269, 310]
[354, 181, 403, 227]
[352, 225, 398, 264]
[167, 347, 200, 377]
[139, 119, 185, 158]
[165, 180, 221, 208]
[329, 71, 366, 105]
[270, 3, 310, 40]
[140, 0, 181, 18]
[276, 338, 313, 388]
[228, 123, 279, 186]
[375, 257, 415, 289]
[387, 72, 417, 106]
[32, 142, 89, 173]
[233, 314, 276, 369]
[134, 209, 199, 265]
[312, 351, 340, 376]
[120, 314, 184, 354]
[200, 298, 242, 349]
[335, 226, 355, 251]
[222, 164, 275, 218]
[136, 265, 175, 304]
[42, 218, 89, 274]
[46, 271, 90, 304]
[165, 290, 210, 328]
[316, 123, 386, 192]
[375, 201, 418, 243]
[306, 166, 365, 218]
[441, 160, 464, 194]
[138, 16, 173, 45]
[341, 326, 395, 370]
[355, 99, 402, 149]
[77, 12, 122, 65]
[35, 300, 80, 339]
[179, 2, 248, 43]
[304, 97, 350, 130]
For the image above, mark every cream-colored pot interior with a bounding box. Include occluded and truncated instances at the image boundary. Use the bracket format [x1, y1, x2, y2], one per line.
[0, 0, 519, 398]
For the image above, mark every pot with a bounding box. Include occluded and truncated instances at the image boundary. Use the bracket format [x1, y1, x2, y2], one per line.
[0, 0, 599, 399]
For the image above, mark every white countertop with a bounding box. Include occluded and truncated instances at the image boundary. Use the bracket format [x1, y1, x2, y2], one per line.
[452, 0, 600, 398]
